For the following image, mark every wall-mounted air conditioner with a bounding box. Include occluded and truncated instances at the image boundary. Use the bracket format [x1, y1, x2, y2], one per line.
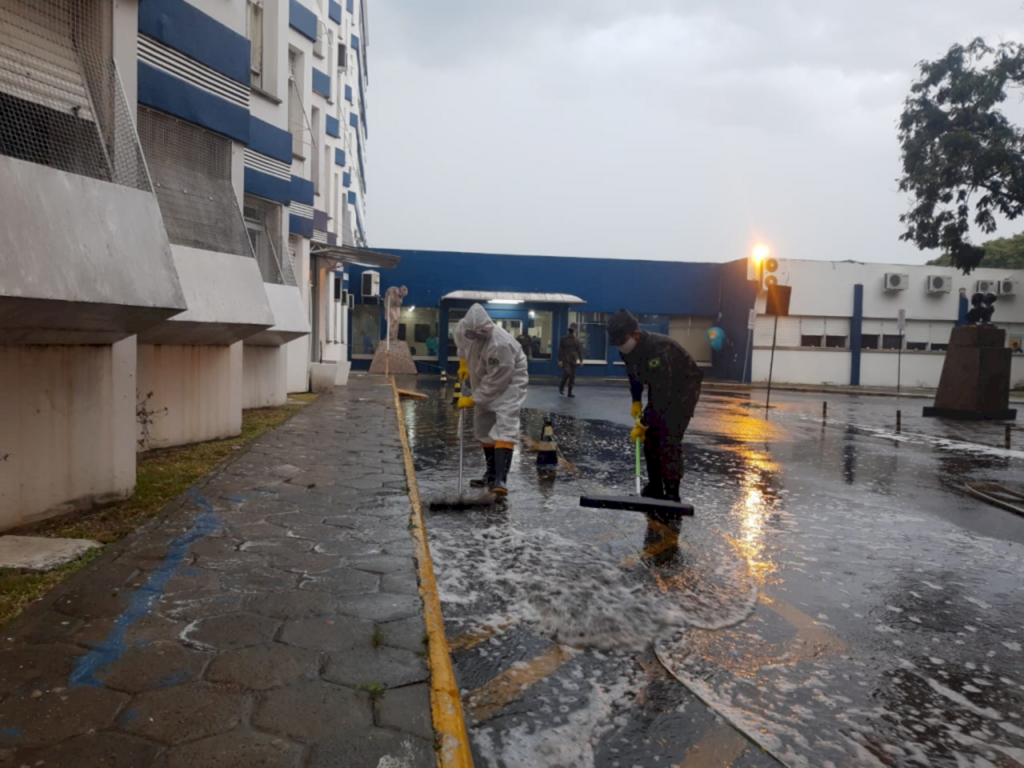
[361, 270, 380, 298]
[976, 279, 999, 295]
[999, 279, 1016, 296]
[884, 273, 909, 291]
[926, 275, 952, 294]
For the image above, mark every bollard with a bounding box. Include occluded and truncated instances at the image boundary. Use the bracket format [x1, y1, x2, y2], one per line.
[452, 378, 461, 405]
[896, 410, 902, 433]
[822, 401, 828, 421]
[1006, 424, 1012, 450]
[440, 370, 448, 384]
[537, 420, 558, 466]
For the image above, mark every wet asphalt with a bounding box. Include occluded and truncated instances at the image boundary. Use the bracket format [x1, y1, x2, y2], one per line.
[405, 381, 1024, 768]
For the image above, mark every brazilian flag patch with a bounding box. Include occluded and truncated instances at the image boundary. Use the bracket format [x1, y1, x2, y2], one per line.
[488, 357, 500, 366]
[648, 358, 662, 370]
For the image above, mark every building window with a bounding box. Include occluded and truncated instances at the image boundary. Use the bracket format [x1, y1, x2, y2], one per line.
[244, 194, 288, 285]
[569, 311, 608, 362]
[247, 0, 264, 89]
[288, 49, 306, 158]
[861, 335, 880, 350]
[398, 307, 440, 358]
[337, 43, 347, 70]
[529, 311, 554, 359]
[800, 335, 823, 348]
[882, 334, 903, 350]
[311, 107, 320, 194]
[931, 343, 948, 352]
[907, 341, 928, 351]
[825, 335, 847, 348]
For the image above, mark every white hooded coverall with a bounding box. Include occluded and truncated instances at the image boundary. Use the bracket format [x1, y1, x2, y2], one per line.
[454, 303, 529, 445]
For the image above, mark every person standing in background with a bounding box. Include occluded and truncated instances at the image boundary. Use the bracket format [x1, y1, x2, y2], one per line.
[558, 327, 584, 397]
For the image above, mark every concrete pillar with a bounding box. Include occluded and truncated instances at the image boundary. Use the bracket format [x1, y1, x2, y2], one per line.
[243, 345, 288, 408]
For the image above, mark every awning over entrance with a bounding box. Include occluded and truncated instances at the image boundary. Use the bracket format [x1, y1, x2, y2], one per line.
[310, 245, 400, 269]
[440, 291, 585, 304]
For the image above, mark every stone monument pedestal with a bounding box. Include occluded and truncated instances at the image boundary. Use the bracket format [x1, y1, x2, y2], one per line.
[923, 325, 1017, 420]
[369, 341, 418, 374]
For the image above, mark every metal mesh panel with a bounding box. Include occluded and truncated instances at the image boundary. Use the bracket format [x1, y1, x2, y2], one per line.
[244, 193, 296, 286]
[0, 0, 150, 190]
[138, 107, 253, 257]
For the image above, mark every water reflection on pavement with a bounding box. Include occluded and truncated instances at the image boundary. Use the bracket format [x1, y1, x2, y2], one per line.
[403, 382, 1024, 768]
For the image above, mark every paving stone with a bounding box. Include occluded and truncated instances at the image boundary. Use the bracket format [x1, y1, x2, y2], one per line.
[238, 537, 314, 555]
[298, 567, 380, 595]
[159, 594, 246, 623]
[11, 614, 85, 646]
[334, 593, 423, 623]
[219, 567, 300, 593]
[381, 571, 420, 596]
[279, 616, 375, 652]
[306, 727, 434, 768]
[335, 476, 386, 490]
[0, 731, 163, 768]
[322, 644, 428, 689]
[379, 615, 430, 654]
[157, 729, 301, 768]
[252, 681, 372, 741]
[244, 591, 336, 619]
[310, 536, 384, 557]
[53, 585, 131, 619]
[345, 555, 417, 575]
[118, 682, 245, 745]
[206, 645, 319, 690]
[96, 640, 209, 693]
[0, 644, 84, 697]
[377, 682, 434, 740]
[261, 551, 344, 575]
[0, 687, 128, 748]
[185, 612, 279, 651]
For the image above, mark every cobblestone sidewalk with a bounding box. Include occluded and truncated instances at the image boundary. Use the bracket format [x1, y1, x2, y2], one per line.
[0, 376, 438, 768]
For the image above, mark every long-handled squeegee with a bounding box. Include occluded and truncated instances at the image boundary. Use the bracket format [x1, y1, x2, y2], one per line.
[427, 381, 497, 512]
[579, 432, 694, 518]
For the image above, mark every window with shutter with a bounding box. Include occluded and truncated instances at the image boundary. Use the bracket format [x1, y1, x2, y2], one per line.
[247, 1, 264, 89]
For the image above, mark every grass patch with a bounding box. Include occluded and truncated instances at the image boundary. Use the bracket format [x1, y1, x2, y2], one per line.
[1, 397, 317, 627]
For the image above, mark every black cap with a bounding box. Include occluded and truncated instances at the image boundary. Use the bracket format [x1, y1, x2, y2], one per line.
[607, 309, 638, 346]
[567, 327, 575, 334]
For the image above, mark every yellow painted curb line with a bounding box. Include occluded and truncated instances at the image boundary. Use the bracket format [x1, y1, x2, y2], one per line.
[391, 378, 474, 768]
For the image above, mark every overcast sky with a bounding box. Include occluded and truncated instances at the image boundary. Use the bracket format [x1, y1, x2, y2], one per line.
[366, 1, 1024, 263]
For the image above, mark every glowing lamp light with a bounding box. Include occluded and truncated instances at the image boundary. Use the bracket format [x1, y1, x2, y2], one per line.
[752, 244, 770, 264]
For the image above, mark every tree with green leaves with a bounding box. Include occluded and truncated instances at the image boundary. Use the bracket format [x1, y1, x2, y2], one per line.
[927, 232, 1024, 269]
[898, 38, 1024, 274]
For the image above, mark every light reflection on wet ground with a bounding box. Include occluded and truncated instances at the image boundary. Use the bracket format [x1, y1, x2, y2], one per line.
[404, 381, 1024, 767]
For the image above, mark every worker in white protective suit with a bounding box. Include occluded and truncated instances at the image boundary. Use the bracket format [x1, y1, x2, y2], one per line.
[454, 303, 529, 497]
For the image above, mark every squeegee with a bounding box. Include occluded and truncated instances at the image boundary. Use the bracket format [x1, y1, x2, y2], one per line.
[579, 434, 694, 518]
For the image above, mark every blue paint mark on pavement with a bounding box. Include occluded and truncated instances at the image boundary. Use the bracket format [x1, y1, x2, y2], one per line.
[159, 670, 190, 688]
[1, 728, 23, 738]
[69, 489, 221, 688]
[119, 709, 141, 724]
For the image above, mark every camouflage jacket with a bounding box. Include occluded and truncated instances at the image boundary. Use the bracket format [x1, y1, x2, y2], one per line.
[620, 331, 703, 431]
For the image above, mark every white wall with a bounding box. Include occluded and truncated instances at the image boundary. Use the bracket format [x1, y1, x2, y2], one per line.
[751, 349, 851, 386]
[243, 346, 288, 408]
[0, 342, 136, 530]
[136, 343, 243, 450]
[860, 352, 945, 389]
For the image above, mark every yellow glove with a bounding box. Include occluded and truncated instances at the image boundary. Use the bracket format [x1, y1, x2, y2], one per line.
[630, 421, 648, 443]
[458, 359, 469, 382]
[631, 401, 643, 420]
[457, 396, 474, 409]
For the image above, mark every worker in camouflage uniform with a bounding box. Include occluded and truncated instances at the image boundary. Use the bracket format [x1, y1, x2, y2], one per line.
[558, 327, 584, 396]
[607, 309, 703, 503]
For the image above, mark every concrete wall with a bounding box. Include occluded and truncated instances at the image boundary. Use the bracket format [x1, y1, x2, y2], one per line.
[136, 343, 243, 450]
[0, 341, 136, 530]
[243, 346, 288, 408]
[751, 349, 851, 386]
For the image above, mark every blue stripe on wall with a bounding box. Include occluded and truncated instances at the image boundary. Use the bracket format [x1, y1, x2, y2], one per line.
[344, 85, 353, 102]
[312, 68, 331, 98]
[313, 209, 329, 230]
[342, 171, 351, 187]
[139, 0, 250, 85]
[248, 116, 292, 163]
[139, 63, 249, 143]
[244, 168, 291, 205]
[329, 0, 342, 22]
[351, 34, 360, 50]
[325, 115, 340, 137]
[290, 176, 315, 205]
[850, 284, 864, 386]
[289, 213, 315, 238]
[347, 191, 357, 205]
[334, 148, 346, 166]
[346, 0, 354, 12]
[289, 0, 318, 42]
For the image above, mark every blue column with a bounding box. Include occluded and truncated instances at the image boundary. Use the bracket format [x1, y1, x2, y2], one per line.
[438, 304, 450, 371]
[956, 292, 968, 326]
[850, 284, 863, 386]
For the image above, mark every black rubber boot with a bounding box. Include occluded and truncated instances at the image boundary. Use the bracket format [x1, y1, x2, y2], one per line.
[567, 388, 575, 398]
[470, 445, 496, 488]
[492, 447, 513, 497]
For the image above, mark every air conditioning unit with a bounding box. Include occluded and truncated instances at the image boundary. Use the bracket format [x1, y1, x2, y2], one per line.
[999, 279, 1016, 296]
[926, 275, 952, 294]
[361, 270, 380, 298]
[976, 279, 999, 295]
[884, 273, 909, 291]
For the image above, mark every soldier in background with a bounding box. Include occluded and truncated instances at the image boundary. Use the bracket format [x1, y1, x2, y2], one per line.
[558, 327, 583, 397]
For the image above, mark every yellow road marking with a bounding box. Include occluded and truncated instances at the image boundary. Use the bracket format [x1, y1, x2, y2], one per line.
[467, 645, 577, 723]
[677, 722, 750, 768]
[764, 597, 846, 658]
[393, 378, 474, 767]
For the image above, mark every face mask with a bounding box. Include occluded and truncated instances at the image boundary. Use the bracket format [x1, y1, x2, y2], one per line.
[618, 337, 637, 355]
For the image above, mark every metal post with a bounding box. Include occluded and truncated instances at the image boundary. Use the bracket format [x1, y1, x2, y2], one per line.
[896, 410, 902, 433]
[385, 292, 391, 377]
[823, 401, 827, 421]
[897, 332, 903, 395]
[1006, 424, 1012, 450]
[742, 326, 753, 384]
[765, 314, 779, 416]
